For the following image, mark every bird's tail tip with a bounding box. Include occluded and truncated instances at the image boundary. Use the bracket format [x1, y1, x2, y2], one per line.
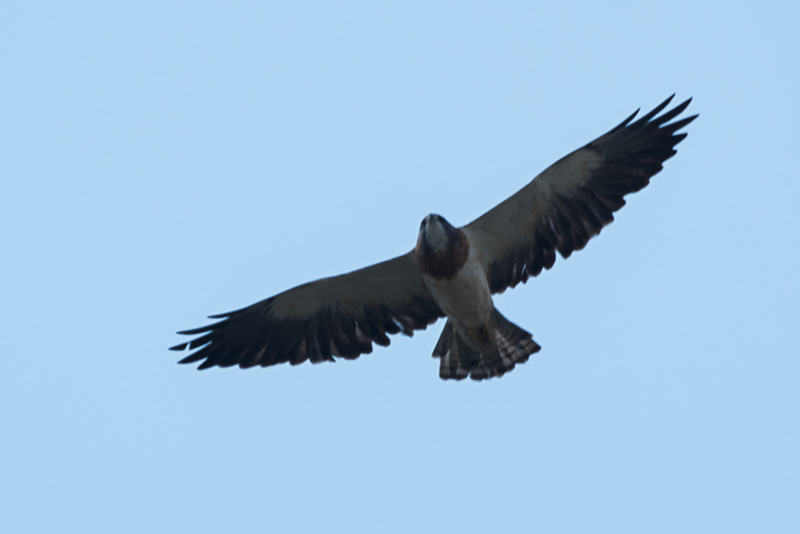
[433, 310, 540, 381]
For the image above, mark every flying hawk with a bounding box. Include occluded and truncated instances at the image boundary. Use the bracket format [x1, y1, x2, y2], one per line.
[171, 95, 697, 380]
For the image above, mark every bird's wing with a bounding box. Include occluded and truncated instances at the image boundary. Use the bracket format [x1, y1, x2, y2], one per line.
[170, 252, 444, 370]
[463, 95, 697, 294]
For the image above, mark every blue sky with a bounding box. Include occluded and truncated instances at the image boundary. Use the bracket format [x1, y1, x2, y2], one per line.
[2, 2, 798, 533]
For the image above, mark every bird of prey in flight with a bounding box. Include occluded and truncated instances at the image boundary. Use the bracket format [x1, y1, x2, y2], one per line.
[171, 95, 697, 380]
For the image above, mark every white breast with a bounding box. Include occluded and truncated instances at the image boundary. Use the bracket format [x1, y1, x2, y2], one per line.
[423, 248, 493, 328]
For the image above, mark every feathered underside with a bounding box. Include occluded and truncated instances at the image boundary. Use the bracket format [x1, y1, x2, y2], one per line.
[170, 95, 697, 377]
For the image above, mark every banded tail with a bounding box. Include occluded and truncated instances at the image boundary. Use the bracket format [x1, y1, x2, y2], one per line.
[433, 309, 541, 380]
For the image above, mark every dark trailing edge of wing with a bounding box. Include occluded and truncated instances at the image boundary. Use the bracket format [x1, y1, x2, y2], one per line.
[487, 95, 697, 294]
[170, 292, 444, 371]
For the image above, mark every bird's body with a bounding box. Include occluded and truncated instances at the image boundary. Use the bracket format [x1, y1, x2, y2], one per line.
[415, 215, 490, 338]
[422, 245, 491, 344]
[412, 214, 537, 379]
[171, 95, 697, 380]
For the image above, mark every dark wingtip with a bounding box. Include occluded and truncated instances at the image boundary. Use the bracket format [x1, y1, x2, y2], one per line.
[652, 93, 676, 115]
[170, 342, 190, 351]
[178, 353, 203, 364]
[634, 94, 676, 125]
[614, 108, 640, 131]
[668, 115, 699, 134]
[664, 97, 691, 118]
[176, 323, 217, 336]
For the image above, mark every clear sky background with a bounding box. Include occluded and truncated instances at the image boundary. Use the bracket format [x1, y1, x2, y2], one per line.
[2, 2, 798, 533]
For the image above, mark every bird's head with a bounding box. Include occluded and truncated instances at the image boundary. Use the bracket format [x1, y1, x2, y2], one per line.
[417, 213, 458, 255]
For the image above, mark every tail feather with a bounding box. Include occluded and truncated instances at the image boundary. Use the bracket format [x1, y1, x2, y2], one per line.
[433, 322, 476, 380]
[432, 309, 541, 381]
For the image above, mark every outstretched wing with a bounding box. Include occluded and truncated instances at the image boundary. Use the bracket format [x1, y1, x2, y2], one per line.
[170, 253, 444, 370]
[464, 95, 697, 294]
